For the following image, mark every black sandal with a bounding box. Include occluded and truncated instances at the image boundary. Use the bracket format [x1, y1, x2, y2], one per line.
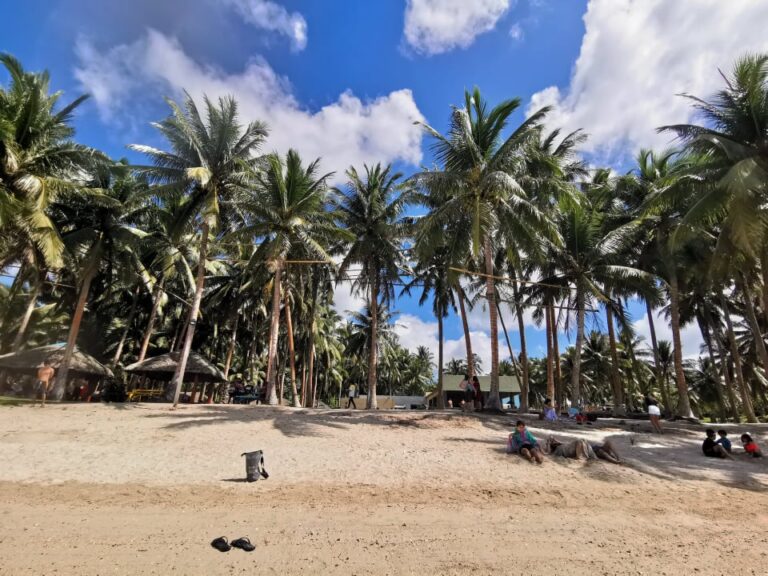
[211, 537, 231, 552]
[231, 537, 255, 552]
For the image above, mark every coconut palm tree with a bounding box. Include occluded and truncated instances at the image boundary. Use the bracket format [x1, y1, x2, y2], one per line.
[334, 163, 411, 410]
[233, 149, 335, 406]
[415, 88, 556, 410]
[130, 93, 267, 407]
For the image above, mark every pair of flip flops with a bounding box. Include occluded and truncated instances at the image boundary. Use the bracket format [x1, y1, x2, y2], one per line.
[211, 537, 255, 552]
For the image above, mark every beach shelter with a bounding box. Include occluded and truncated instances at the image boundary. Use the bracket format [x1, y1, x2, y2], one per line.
[124, 352, 225, 402]
[426, 374, 520, 408]
[0, 344, 113, 378]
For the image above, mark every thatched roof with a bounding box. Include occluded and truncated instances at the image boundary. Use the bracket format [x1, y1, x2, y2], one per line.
[0, 344, 113, 377]
[124, 352, 225, 382]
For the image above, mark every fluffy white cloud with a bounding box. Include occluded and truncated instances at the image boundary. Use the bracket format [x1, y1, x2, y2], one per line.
[404, 0, 514, 55]
[528, 0, 768, 164]
[632, 306, 704, 359]
[223, 0, 307, 51]
[74, 30, 424, 181]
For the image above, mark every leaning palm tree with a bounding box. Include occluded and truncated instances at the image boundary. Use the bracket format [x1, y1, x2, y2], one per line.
[415, 88, 556, 410]
[130, 93, 267, 407]
[334, 164, 411, 410]
[232, 149, 335, 406]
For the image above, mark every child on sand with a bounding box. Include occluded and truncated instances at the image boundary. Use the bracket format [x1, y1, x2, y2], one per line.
[702, 429, 733, 460]
[507, 420, 543, 464]
[716, 430, 732, 453]
[740, 434, 762, 458]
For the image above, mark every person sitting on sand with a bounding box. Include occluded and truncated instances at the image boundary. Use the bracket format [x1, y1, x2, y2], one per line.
[716, 430, 732, 453]
[703, 429, 734, 460]
[740, 434, 762, 458]
[543, 398, 558, 421]
[507, 420, 543, 464]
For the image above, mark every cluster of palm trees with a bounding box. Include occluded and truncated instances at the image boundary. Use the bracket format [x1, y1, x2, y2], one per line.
[2, 51, 768, 421]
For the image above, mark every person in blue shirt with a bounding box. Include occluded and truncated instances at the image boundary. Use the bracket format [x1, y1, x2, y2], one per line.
[507, 420, 544, 464]
[716, 430, 732, 453]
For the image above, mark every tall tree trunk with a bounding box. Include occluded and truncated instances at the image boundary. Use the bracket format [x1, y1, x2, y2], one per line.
[223, 314, 239, 380]
[739, 275, 768, 382]
[605, 303, 624, 414]
[112, 285, 142, 366]
[170, 222, 210, 408]
[483, 236, 501, 410]
[668, 271, 693, 417]
[285, 296, 300, 408]
[51, 261, 98, 400]
[761, 245, 768, 328]
[138, 277, 166, 363]
[265, 259, 283, 406]
[698, 317, 728, 422]
[646, 301, 665, 401]
[456, 285, 475, 378]
[721, 293, 758, 423]
[497, 305, 522, 381]
[569, 287, 586, 407]
[437, 313, 445, 409]
[307, 343, 316, 408]
[367, 263, 379, 410]
[11, 275, 41, 352]
[713, 331, 741, 422]
[545, 301, 555, 402]
[550, 304, 563, 410]
[511, 281, 530, 413]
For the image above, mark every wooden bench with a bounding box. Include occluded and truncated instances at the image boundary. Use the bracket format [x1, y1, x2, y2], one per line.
[128, 389, 164, 402]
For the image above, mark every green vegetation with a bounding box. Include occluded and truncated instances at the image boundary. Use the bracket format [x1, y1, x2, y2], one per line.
[2, 53, 768, 420]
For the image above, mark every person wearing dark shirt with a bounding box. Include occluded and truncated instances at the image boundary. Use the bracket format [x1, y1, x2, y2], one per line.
[703, 429, 733, 460]
[716, 430, 732, 453]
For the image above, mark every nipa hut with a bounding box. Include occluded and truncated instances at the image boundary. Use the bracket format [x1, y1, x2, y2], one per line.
[124, 352, 225, 403]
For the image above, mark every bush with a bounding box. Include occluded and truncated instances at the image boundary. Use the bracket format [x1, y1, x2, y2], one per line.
[101, 379, 127, 403]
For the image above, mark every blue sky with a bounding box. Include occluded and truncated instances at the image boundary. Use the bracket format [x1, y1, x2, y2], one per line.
[3, 0, 768, 367]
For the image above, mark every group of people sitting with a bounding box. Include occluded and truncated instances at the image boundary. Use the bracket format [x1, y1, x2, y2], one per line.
[702, 428, 763, 460]
[506, 420, 622, 465]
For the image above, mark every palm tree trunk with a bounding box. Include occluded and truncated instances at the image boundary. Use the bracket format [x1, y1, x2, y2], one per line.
[307, 343, 316, 408]
[265, 259, 283, 406]
[483, 236, 501, 410]
[285, 296, 300, 408]
[668, 271, 693, 417]
[137, 277, 166, 363]
[223, 314, 239, 380]
[437, 312, 445, 409]
[645, 301, 665, 399]
[511, 279, 530, 413]
[550, 304, 563, 410]
[721, 293, 757, 423]
[111, 285, 141, 366]
[698, 317, 728, 422]
[570, 287, 586, 407]
[456, 285, 475, 378]
[545, 301, 555, 402]
[51, 261, 98, 400]
[11, 276, 41, 352]
[367, 263, 379, 410]
[761, 246, 768, 328]
[170, 222, 209, 408]
[738, 275, 768, 381]
[605, 303, 624, 413]
[714, 332, 741, 422]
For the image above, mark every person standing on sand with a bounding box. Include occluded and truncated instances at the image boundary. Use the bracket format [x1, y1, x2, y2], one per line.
[35, 361, 55, 407]
[644, 393, 663, 434]
[347, 383, 357, 409]
[472, 375, 482, 411]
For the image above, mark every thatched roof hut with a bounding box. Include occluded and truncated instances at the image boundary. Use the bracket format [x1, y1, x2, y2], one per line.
[0, 344, 113, 378]
[124, 352, 225, 382]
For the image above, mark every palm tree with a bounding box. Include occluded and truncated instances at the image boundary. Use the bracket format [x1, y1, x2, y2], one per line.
[334, 164, 411, 410]
[234, 149, 335, 406]
[415, 88, 556, 410]
[50, 166, 148, 398]
[130, 93, 267, 407]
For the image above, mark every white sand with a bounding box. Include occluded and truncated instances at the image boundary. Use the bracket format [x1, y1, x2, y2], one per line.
[1, 404, 767, 575]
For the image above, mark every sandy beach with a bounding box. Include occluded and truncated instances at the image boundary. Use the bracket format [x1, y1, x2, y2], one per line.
[1, 404, 767, 575]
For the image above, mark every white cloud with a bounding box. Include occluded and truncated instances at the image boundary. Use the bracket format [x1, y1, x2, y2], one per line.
[509, 23, 524, 41]
[527, 0, 768, 164]
[331, 280, 366, 318]
[404, 0, 514, 55]
[74, 30, 424, 181]
[223, 0, 307, 51]
[632, 306, 704, 359]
